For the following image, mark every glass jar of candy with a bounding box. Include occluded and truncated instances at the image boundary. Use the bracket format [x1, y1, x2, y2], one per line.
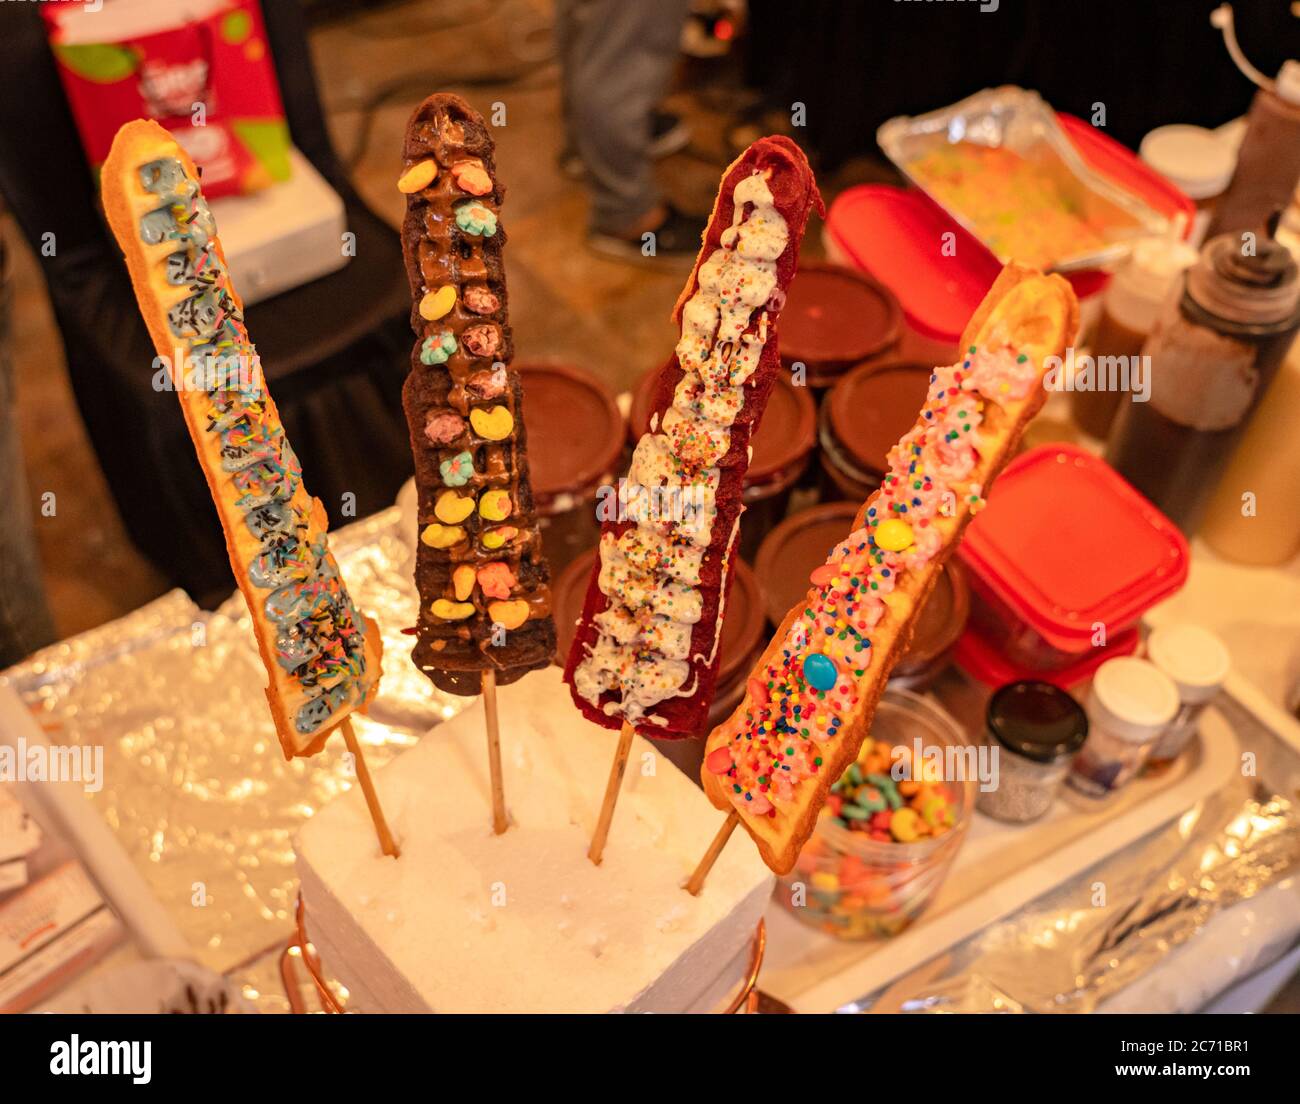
[775, 690, 975, 939]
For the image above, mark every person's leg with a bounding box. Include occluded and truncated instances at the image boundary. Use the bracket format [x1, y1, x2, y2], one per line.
[554, 0, 691, 237]
[0, 238, 56, 667]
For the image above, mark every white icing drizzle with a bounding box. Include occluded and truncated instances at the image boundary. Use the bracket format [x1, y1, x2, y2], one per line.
[574, 171, 789, 724]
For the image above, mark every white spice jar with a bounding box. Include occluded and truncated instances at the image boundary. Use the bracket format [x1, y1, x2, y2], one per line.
[1068, 657, 1179, 799]
[1143, 625, 1231, 775]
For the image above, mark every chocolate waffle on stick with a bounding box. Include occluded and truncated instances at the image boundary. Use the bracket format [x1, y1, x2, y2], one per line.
[564, 137, 822, 738]
[701, 264, 1079, 873]
[101, 121, 382, 759]
[400, 94, 555, 696]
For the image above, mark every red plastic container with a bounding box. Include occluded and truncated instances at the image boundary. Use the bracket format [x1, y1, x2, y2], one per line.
[958, 445, 1188, 671]
[953, 622, 1139, 690]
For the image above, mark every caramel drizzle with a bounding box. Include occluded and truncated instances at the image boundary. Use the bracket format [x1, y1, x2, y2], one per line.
[404, 108, 552, 660]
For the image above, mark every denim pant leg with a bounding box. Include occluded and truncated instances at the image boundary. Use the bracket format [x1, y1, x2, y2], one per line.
[555, 0, 692, 234]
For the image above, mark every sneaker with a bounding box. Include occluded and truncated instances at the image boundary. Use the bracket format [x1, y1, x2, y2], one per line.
[559, 110, 691, 180]
[588, 204, 707, 262]
[558, 146, 586, 180]
[648, 110, 691, 159]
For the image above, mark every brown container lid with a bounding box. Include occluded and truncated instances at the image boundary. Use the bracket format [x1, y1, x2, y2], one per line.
[552, 548, 765, 693]
[754, 501, 861, 626]
[754, 501, 968, 671]
[517, 362, 624, 509]
[892, 558, 969, 676]
[826, 358, 934, 477]
[778, 262, 902, 385]
[628, 366, 816, 488]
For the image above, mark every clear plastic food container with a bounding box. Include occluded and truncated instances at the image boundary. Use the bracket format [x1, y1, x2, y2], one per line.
[776, 690, 974, 939]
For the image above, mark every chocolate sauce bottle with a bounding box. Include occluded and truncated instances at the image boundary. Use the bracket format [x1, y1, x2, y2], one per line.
[1106, 225, 1300, 535]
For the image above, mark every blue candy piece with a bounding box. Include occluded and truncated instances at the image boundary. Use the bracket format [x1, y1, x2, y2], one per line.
[802, 652, 838, 692]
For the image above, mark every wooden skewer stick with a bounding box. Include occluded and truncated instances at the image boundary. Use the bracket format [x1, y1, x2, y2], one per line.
[686, 810, 739, 896]
[481, 667, 508, 835]
[588, 721, 636, 865]
[340, 718, 399, 858]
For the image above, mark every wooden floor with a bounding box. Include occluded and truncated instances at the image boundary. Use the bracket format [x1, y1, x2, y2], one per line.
[6, 0, 877, 641]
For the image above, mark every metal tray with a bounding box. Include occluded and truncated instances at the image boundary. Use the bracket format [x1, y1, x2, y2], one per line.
[878, 86, 1171, 273]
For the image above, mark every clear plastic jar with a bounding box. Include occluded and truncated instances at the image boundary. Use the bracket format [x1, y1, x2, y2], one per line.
[976, 681, 1088, 823]
[776, 690, 974, 939]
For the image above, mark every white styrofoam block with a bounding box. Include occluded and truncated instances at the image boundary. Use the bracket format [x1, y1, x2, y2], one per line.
[296, 669, 772, 1013]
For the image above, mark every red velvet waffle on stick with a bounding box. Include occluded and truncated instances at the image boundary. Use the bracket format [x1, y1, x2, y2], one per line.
[564, 137, 822, 738]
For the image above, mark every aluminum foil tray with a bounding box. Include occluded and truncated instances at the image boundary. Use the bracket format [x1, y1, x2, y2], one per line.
[878, 86, 1172, 273]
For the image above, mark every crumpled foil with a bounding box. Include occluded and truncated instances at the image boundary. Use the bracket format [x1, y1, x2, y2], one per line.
[842, 694, 1300, 1013]
[3, 507, 465, 979]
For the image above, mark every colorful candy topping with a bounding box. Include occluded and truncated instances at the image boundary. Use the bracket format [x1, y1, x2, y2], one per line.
[452, 565, 477, 601]
[782, 737, 960, 938]
[425, 411, 465, 447]
[397, 159, 438, 193]
[469, 405, 513, 441]
[421, 523, 465, 549]
[419, 285, 457, 321]
[477, 562, 517, 600]
[421, 331, 458, 365]
[481, 526, 517, 550]
[488, 599, 530, 630]
[802, 653, 838, 692]
[711, 343, 1033, 816]
[463, 285, 500, 315]
[454, 201, 497, 237]
[573, 169, 790, 725]
[137, 156, 373, 737]
[434, 490, 475, 524]
[439, 450, 474, 487]
[431, 598, 475, 620]
[451, 158, 494, 196]
[478, 488, 512, 521]
[872, 518, 914, 552]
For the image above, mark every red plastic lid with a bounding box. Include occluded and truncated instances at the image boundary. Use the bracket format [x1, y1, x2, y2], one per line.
[959, 444, 1189, 653]
[828, 113, 1196, 342]
[826, 185, 999, 344]
[629, 365, 816, 486]
[552, 548, 765, 692]
[954, 622, 1139, 690]
[1057, 114, 1195, 232]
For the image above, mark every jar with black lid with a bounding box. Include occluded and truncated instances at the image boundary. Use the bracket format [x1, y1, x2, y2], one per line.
[977, 681, 1089, 824]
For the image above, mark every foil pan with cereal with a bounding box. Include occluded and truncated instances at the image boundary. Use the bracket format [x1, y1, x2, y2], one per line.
[878, 86, 1170, 273]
